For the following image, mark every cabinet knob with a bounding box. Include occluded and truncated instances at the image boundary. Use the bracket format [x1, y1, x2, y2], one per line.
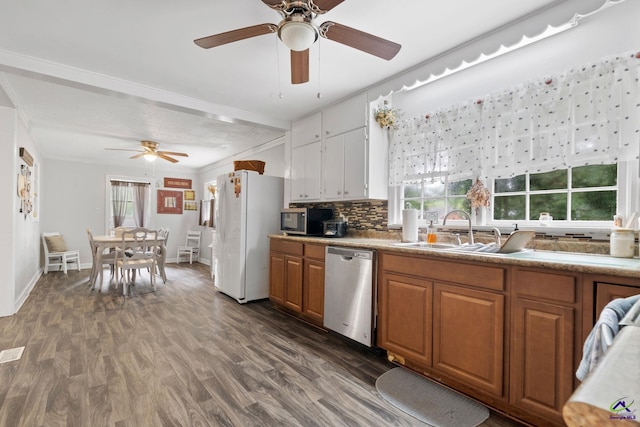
[326, 131, 330, 135]
[299, 194, 304, 198]
[344, 191, 349, 195]
[337, 191, 341, 195]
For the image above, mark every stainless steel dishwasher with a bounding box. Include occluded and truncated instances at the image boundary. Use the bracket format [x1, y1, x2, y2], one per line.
[324, 246, 375, 347]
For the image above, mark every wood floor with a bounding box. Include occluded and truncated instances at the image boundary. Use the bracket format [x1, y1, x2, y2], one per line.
[0, 264, 526, 426]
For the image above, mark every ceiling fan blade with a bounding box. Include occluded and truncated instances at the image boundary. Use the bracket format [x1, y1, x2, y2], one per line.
[291, 49, 310, 84]
[312, 0, 345, 13]
[157, 153, 180, 163]
[105, 148, 143, 153]
[158, 151, 189, 157]
[130, 153, 146, 159]
[261, 0, 285, 8]
[194, 24, 277, 49]
[319, 21, 401, 60]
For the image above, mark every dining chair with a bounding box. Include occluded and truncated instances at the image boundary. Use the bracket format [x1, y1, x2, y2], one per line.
[156, 227, 170, 283]
[86, 228, 116, 291]
[115, 228, 159, 296]
[42, 232, 80, 274]
[176, 230, 201, 264]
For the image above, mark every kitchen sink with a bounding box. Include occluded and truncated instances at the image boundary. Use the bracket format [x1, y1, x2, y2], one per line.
[390, 242, 458, 250]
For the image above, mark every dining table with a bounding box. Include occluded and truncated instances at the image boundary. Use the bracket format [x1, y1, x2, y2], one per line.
[90, 234, 167, 289]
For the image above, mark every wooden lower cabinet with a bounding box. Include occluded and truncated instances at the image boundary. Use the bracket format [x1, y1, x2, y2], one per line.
[269, 239, 325, 326]
[378, 272, 432, 367]
[509, 268, 579, 426]
[303, 258, 325, 324]
[433, 283, 504, 397]
[595, 282, 640, 316]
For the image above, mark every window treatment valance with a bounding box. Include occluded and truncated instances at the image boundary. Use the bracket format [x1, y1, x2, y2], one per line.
[389, 51, 640, 186]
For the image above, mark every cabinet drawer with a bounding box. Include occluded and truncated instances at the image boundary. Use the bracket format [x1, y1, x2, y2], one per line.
[270, 239, 303, 255]
[304, 243, 325, 260]
[513, 268, 577, 304]
[380, 252, 505, 291]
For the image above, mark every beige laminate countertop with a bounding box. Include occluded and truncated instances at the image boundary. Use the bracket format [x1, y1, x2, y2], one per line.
[269, 234, 640, 279]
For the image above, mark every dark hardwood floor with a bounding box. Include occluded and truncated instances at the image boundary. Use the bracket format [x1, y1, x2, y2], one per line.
[0, 264, 525, 426]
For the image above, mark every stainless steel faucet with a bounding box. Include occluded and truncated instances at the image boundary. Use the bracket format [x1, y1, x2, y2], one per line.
[442, 210, 474, 245]
[492, 227, 501, 246]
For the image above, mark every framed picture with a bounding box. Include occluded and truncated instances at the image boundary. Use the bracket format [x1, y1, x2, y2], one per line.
[184, 201, 198, 211]
[184, 189, 195, 200]
[163, 177, 192, 189]
[157, 189, 183, 214]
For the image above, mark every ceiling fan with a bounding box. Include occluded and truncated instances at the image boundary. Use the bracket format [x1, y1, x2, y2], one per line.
[105, 140, 189, 163]
[194, 0, 401, 84]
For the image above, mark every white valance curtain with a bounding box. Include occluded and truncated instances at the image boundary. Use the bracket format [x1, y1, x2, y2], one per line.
[389, 51, 640, 186]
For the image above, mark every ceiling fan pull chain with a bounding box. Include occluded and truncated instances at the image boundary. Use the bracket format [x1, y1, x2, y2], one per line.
[317, 39, 322, 98]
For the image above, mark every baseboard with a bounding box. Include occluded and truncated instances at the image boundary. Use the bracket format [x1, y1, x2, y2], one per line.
[14, 269, 43, 315]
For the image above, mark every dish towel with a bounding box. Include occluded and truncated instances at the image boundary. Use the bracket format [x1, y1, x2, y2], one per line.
[576, 294, 640, 381]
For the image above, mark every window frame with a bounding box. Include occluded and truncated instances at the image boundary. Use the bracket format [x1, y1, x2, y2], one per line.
[389, 160, 638, 233]
[105, 175, 152, 233]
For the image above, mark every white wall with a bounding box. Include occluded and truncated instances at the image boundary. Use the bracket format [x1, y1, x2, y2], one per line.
[42, 160, 199, 267]
[389, 1, 640, 117]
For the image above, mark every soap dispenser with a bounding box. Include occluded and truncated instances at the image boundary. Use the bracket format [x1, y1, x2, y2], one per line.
[427, 220, 437, 244]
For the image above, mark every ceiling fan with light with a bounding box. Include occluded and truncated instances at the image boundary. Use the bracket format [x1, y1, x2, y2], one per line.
[194, 0, 401, 84]
[105, 140, 189, 163]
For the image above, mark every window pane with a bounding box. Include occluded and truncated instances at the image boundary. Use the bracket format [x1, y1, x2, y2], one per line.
[404, 184, 421, 198]
[530, 193, 567, 220]
[572, 190, 617, 220]
[423, 181, 445, 198]
[448, 197, 471, 212]
[531, 170, 566, 191]
[404, 200, 422, 210]
[572, 164, 617, 188]
[448, 179, 472, 196]
[494, 195, 525, 220]
[424, 198, 447, 219]
[495, 175, 525, 193]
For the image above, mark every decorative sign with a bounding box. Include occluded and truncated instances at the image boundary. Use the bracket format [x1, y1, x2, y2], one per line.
[163, 177, 192, 189]
[19, 147, 33, 166]
[184, 190, 195, 200]
[157, 190, 183, 214]
[184, 201, 198, 211]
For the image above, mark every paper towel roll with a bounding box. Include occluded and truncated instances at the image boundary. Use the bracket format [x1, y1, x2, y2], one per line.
[402, 209, 418, 242]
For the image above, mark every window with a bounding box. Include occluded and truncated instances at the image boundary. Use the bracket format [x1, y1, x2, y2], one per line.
[401, 177, 472, 221]
[108, 179, 150, 229]
[493, 164, 617, 222]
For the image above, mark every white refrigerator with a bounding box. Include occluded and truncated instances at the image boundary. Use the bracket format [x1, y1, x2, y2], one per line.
[215, 170, 284, 303]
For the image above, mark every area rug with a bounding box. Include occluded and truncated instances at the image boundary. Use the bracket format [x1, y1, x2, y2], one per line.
[376, 367, 489, 427]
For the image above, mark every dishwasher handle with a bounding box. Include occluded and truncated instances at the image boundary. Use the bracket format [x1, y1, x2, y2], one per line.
[326, 246, 374, 260]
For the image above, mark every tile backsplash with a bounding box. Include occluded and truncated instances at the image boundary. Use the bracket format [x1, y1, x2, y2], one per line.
[290, 200, 388, 232]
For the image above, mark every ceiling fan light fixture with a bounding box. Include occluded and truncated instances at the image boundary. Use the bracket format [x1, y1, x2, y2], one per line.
[143, 152, 157, 162]
[278, 15, 318, 51]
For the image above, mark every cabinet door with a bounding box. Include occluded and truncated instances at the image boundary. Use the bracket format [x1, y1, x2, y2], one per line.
[291, 142, 322, 201]
[290, 146, 306, 201]
[284, 256, 303, 312]
[510, 297, 574, 423]
[323, 92, 367, 137]
[378, 272, 432, 367]
[303, 259, 325, 324]
[323, 134, 344, 199]
[433, 283, 505, 396]
[269, 252, 285, 305]
[342, 127, 366, 199]
[292, 112, 321, 148]
[595, 282, 640, 316]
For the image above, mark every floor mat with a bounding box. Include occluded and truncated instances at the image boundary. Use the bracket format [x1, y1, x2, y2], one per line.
[376, 367, 489, 426]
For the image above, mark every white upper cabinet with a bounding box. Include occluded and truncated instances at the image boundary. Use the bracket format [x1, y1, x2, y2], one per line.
[322, 92, 368, 138]
[291, 141, 322, 201]
[291, 112, 322, 148]
[324, 128, 367, 200]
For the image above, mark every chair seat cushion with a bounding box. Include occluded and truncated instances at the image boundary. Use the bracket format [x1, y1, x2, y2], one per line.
[45, 235, 67, 252]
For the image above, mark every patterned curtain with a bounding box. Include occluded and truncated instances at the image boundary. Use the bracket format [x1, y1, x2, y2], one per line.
[132, 182, 149, 227]
[389, 51, 640, 185]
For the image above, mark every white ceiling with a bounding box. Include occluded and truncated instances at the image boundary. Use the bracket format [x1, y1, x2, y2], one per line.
[0, 0, 596, 170]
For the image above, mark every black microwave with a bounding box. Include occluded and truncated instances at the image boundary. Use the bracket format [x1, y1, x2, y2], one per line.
[280, 208, 333, 236]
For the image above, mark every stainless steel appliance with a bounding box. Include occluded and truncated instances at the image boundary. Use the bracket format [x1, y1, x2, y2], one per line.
[323, 219, 347, 237]
[280, 208, 333, 236]
[324, 246, 375, 347]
